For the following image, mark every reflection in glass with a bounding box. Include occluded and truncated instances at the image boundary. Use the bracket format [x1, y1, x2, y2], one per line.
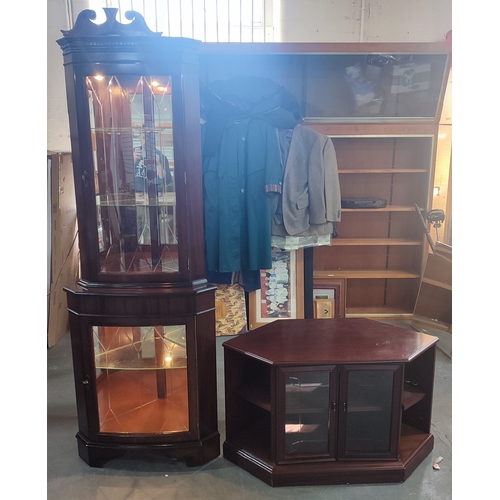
[305, 54, 448, 121]
[345, 370, 393, 453]
[86, 75, 178, 274]
[284, 371, 330, 456]
[93, 325, 189, 434]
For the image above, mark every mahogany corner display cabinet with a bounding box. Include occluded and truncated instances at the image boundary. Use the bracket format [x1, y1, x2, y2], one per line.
[57, 9, 219, 467]
[222, 318, 438, 487]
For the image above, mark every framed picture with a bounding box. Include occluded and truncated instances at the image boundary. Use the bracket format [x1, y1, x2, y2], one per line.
[314, 298, 335, 318]
[215, 284, 247, 336]
[248, 249, 304, 330]
[313, 278, 345, 318]
[313, 288, 336, 300]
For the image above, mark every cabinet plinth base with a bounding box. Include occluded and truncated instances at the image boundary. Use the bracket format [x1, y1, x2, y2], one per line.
[77, 431, 220, 468]
[223, 433, 434, 487]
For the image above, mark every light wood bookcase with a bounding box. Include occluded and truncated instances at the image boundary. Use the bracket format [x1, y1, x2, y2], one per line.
[312, 130, 440, 318]
[199, 42, 451, 320]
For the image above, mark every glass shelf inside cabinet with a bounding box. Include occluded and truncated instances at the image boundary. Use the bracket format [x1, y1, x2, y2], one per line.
[93, 325, 186, 370]
[93, 325, 189, 435]
[87, 74, 178, 274]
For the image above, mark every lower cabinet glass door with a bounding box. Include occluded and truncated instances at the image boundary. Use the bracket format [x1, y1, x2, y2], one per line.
[92, 325, 189, 434]
[339, 365, 402, 459]
[278, 366, 337, 462]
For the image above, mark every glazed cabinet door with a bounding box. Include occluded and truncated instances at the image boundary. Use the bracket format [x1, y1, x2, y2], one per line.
[87, 74, 180, 277]
[70, 316, 200, 444]
[58, 19, 204, 286]
[276, 365, 338, 463]
[337, 364, 403, 460]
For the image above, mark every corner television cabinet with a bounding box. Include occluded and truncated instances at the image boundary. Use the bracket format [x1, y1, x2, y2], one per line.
[222, 318, 438, 487]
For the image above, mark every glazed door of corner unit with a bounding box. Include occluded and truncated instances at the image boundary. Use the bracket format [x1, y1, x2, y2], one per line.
[88, 321, 197, 440]
[86, 73, 180, 277]
[276, 365, 338, 463]
[337, 364, 403, 460]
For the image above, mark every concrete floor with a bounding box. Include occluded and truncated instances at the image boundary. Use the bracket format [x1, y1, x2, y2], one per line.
[47, 324, 452, 500]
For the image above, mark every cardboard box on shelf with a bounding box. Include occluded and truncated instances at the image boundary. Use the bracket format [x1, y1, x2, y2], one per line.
[47, 152, 79, 347]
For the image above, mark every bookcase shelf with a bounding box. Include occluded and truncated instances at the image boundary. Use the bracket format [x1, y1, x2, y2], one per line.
[330, 237, 422, 246]
[314, 269, 421, 280]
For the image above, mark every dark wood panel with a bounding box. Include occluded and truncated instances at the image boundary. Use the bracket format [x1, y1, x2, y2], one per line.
[66, 284, 216, 318]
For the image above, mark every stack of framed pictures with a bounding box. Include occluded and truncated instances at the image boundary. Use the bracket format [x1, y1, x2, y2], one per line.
[248, 249, 304, 330]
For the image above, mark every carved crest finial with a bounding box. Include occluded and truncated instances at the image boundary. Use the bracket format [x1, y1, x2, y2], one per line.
[61, 8, 162, 38]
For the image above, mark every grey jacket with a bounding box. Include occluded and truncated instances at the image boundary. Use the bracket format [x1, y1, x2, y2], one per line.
[277, 125, 341, 236]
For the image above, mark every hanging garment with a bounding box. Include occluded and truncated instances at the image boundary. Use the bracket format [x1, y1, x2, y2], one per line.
[201, 77, 302, 290]
[273, 125, 341, 237]
[203, 117, 283, 274]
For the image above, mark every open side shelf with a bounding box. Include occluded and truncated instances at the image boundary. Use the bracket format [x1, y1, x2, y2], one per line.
[235, 384, 272, 412]
[402, 383, 426, 410]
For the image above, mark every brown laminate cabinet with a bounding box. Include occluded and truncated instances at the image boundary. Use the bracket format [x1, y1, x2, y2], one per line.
[222, 318, 438, 486]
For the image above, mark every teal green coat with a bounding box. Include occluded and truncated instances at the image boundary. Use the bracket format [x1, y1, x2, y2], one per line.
[203, 117, 282, 273]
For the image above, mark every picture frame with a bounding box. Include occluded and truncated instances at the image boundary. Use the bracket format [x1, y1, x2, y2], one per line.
[313, 298, 335, 319]
[248, 249, 304, 330]
[215, 284, 247, 336]
[312, 278, 345, 318]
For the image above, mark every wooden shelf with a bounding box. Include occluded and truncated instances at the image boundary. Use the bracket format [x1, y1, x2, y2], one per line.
[422, 277, 452, 290]
[235, 384, 272, 412]
[338, 169, 427, 174]
[346, 307, 414, 319]
[340, 205, 420, 213]
[402, 384, 426, 410]
[314, 270, 421, 280]
[330, 238, 422, 246]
